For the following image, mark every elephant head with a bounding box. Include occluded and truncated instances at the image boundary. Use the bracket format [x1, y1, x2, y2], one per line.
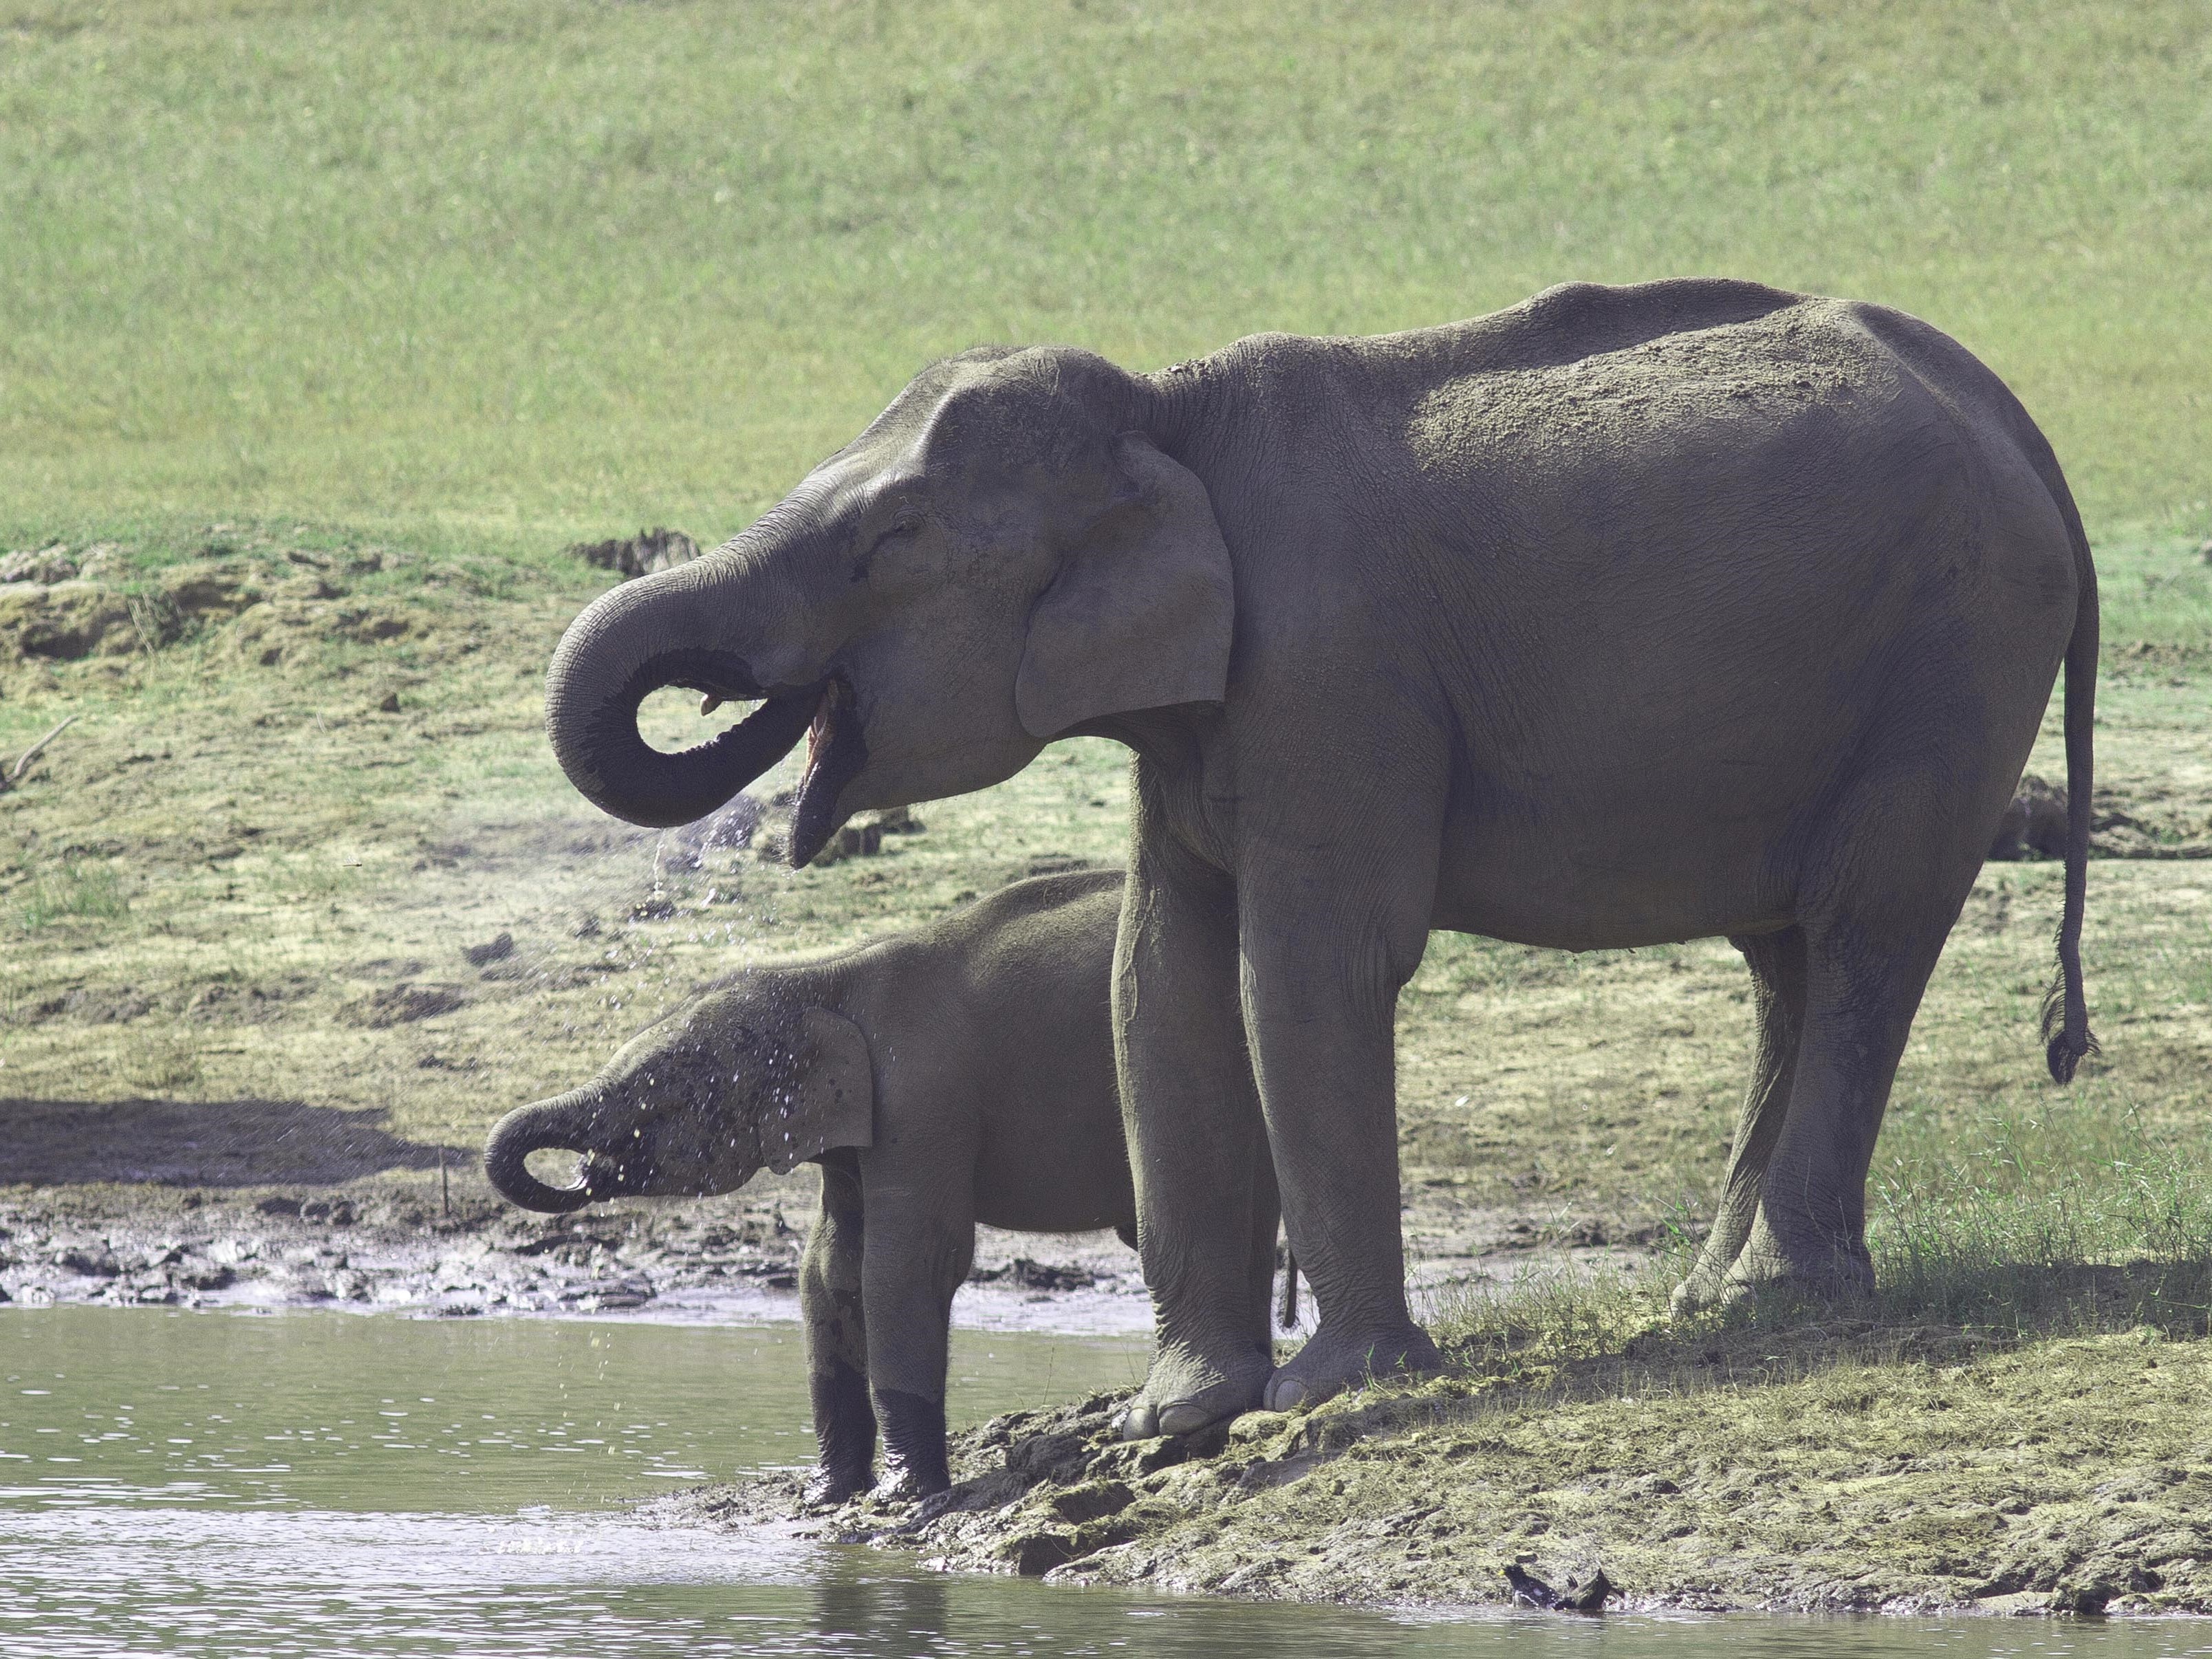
[543, 348, 1235, 860]
[483, 992, 874, 1213]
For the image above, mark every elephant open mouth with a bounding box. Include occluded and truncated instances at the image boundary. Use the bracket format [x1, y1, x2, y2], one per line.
[789, 674, 867, 868]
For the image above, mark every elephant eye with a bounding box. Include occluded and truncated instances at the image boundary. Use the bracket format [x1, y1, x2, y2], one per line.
[850, 508, 924, 583]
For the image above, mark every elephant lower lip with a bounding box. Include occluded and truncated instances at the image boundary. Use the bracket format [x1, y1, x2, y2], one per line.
[803, 685, 836, 777]
[790, 677, 866, 867]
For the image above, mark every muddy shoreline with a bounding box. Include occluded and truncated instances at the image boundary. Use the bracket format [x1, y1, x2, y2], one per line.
[0, 1174, 1174, 1332]
[0, 1151, 1646, 1328]
[662, 1336, 2212, 1620]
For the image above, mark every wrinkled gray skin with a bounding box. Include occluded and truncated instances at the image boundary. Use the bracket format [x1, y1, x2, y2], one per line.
[484, 871, 1280, 1499]
[539, 279, 2098, 1439]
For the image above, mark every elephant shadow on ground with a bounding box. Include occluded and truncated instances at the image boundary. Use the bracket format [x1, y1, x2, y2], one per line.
[0, 1098, 447, 1188]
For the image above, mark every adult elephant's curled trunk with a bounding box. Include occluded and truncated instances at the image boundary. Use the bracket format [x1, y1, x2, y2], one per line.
[483, 1091, 603, 1214]
[544, 556, 818, 830]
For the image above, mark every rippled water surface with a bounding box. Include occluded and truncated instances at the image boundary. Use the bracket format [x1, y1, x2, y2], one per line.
[3, 1308, 2207, 1658]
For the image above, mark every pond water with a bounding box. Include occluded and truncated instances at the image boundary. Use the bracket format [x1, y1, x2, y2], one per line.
[1, 1308, 2206, 1658]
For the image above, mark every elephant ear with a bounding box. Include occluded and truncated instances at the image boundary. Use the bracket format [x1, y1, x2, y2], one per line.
[1015, 433, 1235, 741]
[761, 1006, 875, 1175]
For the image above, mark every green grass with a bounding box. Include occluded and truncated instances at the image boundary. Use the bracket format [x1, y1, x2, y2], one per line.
[2094, 532, 2212, 653]
[17, 855, 131, 928]
[2, 0, 2209, 547]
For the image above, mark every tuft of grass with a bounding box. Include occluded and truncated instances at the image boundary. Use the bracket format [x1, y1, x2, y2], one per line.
[1870, 1105, 2212, 1334]
[116, 1031, 204, 1093]
[17, 857, 131, 929]
[1425, 1111, 2211, 1412]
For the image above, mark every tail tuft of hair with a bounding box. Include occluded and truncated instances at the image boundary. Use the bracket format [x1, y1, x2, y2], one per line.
[2040, 955, 2099, 1083]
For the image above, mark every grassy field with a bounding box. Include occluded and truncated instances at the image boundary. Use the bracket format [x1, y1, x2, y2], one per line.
[3, 0, 2209, 543]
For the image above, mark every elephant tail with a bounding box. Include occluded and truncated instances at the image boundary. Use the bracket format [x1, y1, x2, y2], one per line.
[2039, 481, 2100, 1084]
[1277, 1243, 1300, 1331]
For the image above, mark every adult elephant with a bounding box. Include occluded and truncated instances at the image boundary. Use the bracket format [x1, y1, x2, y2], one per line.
[543, 279, 2097, 1436]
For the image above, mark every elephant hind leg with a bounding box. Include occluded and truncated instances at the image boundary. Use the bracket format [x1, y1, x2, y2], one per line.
[1672, 926, 1808, 1315]
[1245, 1146, 1283, 1354]
[1726, 878, 1968, 1301]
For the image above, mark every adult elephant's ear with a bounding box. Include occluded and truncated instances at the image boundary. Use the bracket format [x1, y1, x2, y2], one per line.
[762, 1007, 876, 1175]
[1016, 433, 1235, 740]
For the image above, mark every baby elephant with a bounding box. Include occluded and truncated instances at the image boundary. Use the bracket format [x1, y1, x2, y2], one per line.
[484, 869, 1279, 1500]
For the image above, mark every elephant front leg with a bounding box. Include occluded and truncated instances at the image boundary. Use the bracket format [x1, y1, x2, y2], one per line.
[858, 1183, 975, 1499]
[1114, 847, 1275, 1440]
[799, 1156, 874, 1504]
[1239, 874, 1440, 1414]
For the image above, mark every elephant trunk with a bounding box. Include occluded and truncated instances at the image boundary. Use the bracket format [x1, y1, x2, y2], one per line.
[545, 549, 821, 829]
[484, 1089, 606, 1214]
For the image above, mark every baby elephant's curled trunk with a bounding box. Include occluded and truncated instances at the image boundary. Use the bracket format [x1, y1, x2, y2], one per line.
[483, 1092, 602, 1214]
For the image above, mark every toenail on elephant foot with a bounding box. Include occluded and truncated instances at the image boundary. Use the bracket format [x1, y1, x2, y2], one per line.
[1154, 1402, 1219, 1437]
[1116, 1401, 1160, 1442]
[1118, 1359, 1269, 1441]
[1265, 1320, 1442, 1413]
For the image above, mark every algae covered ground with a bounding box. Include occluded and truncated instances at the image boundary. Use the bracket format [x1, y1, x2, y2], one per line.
[680, 1321, 2212, 1615]
[4, 0, 2212, 1620]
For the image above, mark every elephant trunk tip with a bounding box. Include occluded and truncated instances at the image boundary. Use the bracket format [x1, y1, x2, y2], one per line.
[547, 652, 822, 831]
[484, 1100, 598, 1215]
[543, 569, 825, 830]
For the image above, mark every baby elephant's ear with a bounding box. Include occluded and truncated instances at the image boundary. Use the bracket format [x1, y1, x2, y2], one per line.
[763, 1006, 875, 1175]
[1015, 433, 1235, 741]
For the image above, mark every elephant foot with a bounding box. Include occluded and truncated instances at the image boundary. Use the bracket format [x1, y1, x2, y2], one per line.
[1669, 1268, 1734, 1319]
[803, 1462, 874, 1508]
[873, 1388, 951, 1500]
[874, 1463, 949, 1504]
[1672, 1229, 1874, 1317]
[1261, 1317, 1441, 1413]
[1116, 1341, 1271, 1441]
[1669, 1269, 1774, 1319]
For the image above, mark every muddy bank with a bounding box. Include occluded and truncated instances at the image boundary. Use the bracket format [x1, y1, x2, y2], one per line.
[0, 1173, 1161, 1331]
[0, 1160, 1634, 1332]
[666, 1327, 2212, 1617]
[0, 1177, 806, 1316]
[0, 1075, 1651, 1328]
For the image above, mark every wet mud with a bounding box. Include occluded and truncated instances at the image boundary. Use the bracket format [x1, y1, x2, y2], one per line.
[0, 1172, 1168, 1330]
